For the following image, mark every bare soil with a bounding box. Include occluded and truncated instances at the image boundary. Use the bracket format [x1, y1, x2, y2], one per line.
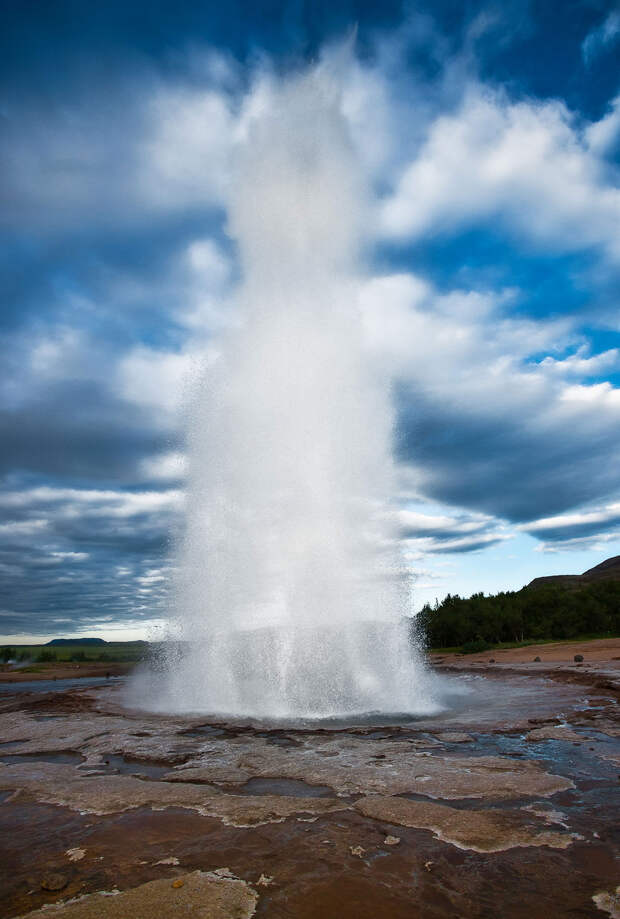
[431, 636, 620, 665]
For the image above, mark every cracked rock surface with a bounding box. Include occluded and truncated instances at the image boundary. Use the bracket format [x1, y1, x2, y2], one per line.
[0, 658, 618, 919]
[17, 871, 258, 919]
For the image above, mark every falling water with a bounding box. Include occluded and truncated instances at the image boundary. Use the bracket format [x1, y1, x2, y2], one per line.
[133, 67, 440, 719]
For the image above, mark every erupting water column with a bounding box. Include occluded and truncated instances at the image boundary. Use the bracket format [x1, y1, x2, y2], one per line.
[142, 67, 438, 718]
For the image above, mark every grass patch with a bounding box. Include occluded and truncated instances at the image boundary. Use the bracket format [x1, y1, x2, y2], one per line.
[430, 632, 619, 654]
[1, 642, 147, 664]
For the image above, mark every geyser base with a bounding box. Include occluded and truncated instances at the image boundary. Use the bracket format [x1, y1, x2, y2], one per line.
[130, 621, 440, 720]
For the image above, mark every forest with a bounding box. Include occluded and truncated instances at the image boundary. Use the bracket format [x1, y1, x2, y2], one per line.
[416, 579, 620, 651]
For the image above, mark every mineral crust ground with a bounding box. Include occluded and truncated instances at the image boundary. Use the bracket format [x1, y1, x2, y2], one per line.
[1, 645, 619, 918]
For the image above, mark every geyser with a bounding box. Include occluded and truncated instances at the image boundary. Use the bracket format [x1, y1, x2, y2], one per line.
[136, 66, 439, 718]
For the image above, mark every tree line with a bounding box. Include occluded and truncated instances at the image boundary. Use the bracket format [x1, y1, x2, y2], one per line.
[416, 579, 620, 651]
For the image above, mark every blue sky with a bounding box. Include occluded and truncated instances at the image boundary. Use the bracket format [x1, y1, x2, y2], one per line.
[1, 0, 619, 641]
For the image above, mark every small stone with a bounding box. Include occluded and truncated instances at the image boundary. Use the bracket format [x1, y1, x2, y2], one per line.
[592, 886, 620, 918]
[65, 848, 85, 862]
[41, 873, 68, 891]
[488, 659, 495, 663]
[350, 845, 366, 858]
[154, 856, 180, 866]
[534, 657, 541, 662]
[384, 835, 400, 846]
[424, 860, 434, 872]
[213, 867, 235, 878]
[574, 654, 584, 662]
[171, 878, 184, 889]
[257, 874, 274, 887]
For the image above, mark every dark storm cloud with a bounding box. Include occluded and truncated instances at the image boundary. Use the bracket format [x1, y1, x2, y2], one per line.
[0, 382, 170, 482]
[396, 385, 620, 525]
[428, 535, 507, 554]
[518, 503, 620, 546]
[0, 484, 181, 635]
[398, 509, 508, 554]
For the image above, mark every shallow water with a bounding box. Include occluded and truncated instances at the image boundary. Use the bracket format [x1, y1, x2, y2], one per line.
[0, 752, 83, 766]
[234, 777, 335, 797]
[0, 676, 125, 694]
[182, 671, 601, 732]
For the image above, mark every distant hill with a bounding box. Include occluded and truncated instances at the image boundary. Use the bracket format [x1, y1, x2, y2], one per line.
[528, 555, 620, 590]
[46, 637, 108, 646]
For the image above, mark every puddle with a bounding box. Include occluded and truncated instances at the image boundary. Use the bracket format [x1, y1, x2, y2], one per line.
[100, 754, 171, 780]
[0, 752, 83, 765]
[181, 725, 227, 739]
[256, 733, 303, 748]
[0, 677, 125, 694]
[235, 777, 335, 797]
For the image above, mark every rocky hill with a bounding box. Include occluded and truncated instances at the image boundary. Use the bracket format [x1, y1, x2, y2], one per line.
[46, 637, 107, 646]
[528, 555, 620, 590]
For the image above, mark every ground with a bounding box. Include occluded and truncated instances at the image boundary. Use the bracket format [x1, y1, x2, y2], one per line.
[0, 639, 619, 918]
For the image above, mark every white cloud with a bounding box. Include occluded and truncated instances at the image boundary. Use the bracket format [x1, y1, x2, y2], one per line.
[177, 237, 235, 330]
[0, 64, 241, 233]
[582, 11, 620, 65]
[359, 269, 620, 521]
[115, 346, 197, 416]
[0, 486, 183, 517]
[537, 346, 620, 377]
[0, 519, 49, 536]
[140, 451, 187, 481]
[380, 87, 620, 264]
[139, 84, 235, 210]
[397, 506, 509, 554]
[359, 271, 571, 393]
[586, 95, 620, 156]
[522, 503, 620, 533]
[520, 502, 620, 550]
[49, 551, 89, 561]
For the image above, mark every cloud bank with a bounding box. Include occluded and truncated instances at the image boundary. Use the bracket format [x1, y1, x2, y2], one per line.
[1, 7, 619, 636]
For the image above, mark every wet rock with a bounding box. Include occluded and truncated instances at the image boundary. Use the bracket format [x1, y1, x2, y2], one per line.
[355, 797, 575, 853]
[434, 732, 473, 743]
[22, 871, 258, 918]
[40, 872, 68, 891]
[526, 726, 584, 743]
[524, 806, 569, 831]
[383, 835, 400, 846]
[574, 654, 584, 662]
[593, 886, 620, 918]
[66, 848, 86, 862]
[534, 657, 541, 662]
[164, 741, 571, 800]
[0, 761, 349, 825]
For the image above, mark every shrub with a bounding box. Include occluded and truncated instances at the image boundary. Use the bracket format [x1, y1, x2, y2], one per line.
[461, 639, 492, 654]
